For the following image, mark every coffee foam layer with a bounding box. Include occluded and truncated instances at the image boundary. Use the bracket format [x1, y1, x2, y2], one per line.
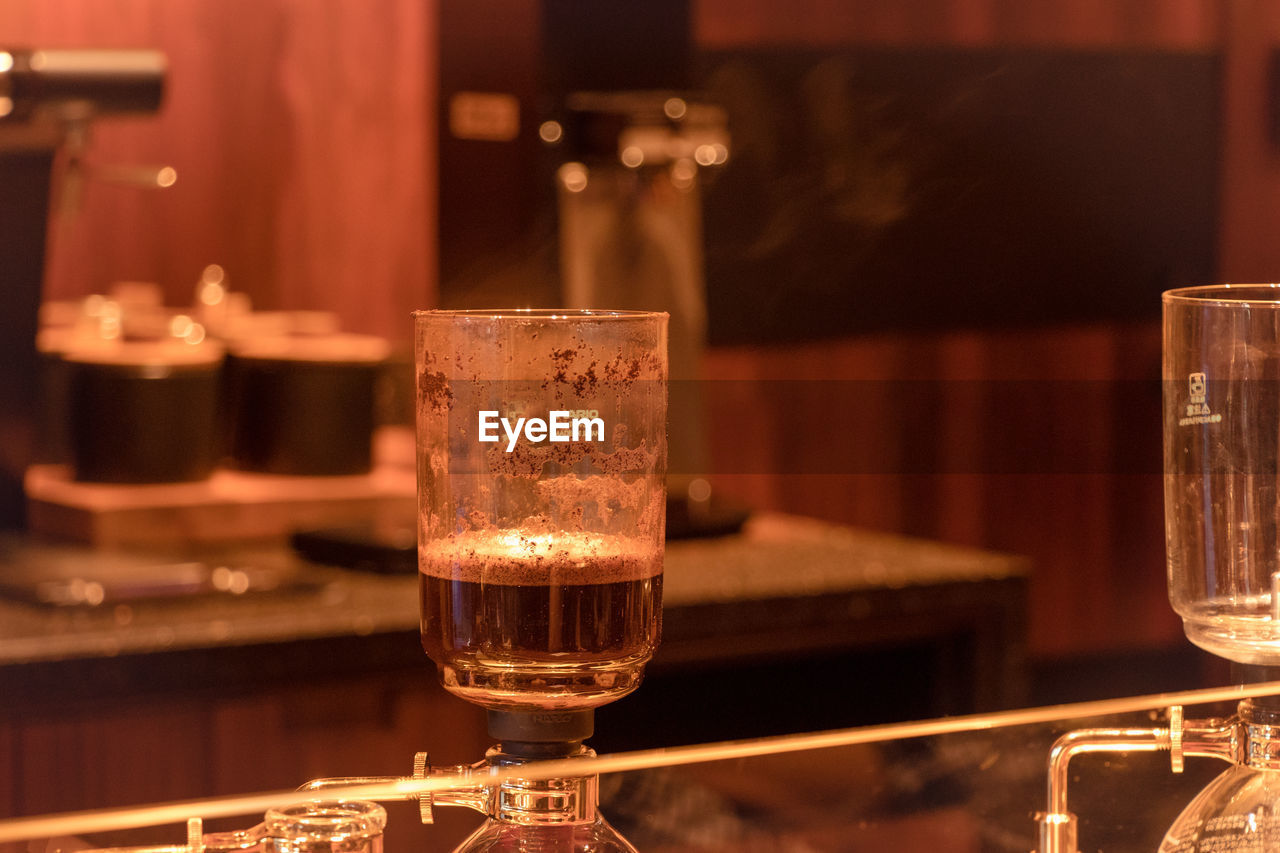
[420, 529, 661, 585]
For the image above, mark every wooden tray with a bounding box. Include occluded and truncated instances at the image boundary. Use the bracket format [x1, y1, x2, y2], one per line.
[25, 458, 415, 548]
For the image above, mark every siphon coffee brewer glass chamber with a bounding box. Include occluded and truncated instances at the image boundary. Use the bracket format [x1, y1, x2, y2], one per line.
[1164, 284, 1280, 664]
[1158, 284, 1280, 851]
[0, 310, 668, 853]
[1036, 284, 1280, 853]
[413, 309, 667, 852]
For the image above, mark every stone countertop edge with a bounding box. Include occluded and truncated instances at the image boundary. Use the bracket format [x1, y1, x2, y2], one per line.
[0, 512, 1029, 670]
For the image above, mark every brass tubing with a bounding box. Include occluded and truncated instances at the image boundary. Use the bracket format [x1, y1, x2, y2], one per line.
[1036, 726, 1171, 853]
[1037, 707, 1244, 853]
[1046, 726, 1172, 815]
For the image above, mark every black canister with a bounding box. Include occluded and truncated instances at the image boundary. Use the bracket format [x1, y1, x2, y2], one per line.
[226, 334, 389, 476]
[65, 341, 224, 483]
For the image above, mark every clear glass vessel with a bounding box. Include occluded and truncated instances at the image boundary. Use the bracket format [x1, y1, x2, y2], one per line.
[414, 309, 667, 711]
[452, 745, 637, 853]
[1160, 700, 1280, 852]
[455, 815, 636, 853]
[1165, 285, 1280, 663]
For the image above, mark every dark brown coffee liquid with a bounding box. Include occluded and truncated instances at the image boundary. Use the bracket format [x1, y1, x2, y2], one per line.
[418, 531, 662, 709]
[419, 573, 662, 663]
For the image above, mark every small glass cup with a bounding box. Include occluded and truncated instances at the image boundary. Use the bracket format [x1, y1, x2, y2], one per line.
[1165, 284, 1280, 663]
[414, 309, 667, 711]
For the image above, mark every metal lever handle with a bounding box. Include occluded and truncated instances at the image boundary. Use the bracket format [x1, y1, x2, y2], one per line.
[298, 751, 490, 825]
[51, 112, 175, 220]
[92, 162, 177, 189]
[298, 751, 434, 824]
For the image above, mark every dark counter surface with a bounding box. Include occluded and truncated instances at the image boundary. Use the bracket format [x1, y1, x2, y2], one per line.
[0, 545, 408, 666]
[0, 513, 1029, 713]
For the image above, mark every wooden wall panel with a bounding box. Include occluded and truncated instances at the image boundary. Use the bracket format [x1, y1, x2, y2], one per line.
[1218, 1, 1280, 281]
[13, 701, 211, 816]
[703, 322, 1177, 657]
[0, 0, 435, 342]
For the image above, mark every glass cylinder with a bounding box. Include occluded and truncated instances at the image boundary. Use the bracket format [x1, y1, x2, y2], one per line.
[414, 309, 667, 711]
[1165, 284, 1280, 663]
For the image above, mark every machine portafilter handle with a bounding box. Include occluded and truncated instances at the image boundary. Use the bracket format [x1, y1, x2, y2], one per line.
[0, 48, 172, 217]
[0, 48, 165, 124]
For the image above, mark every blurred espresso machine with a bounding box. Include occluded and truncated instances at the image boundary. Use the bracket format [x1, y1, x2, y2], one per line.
[438, 0, 725, 493]
[0, 48, 166, 530]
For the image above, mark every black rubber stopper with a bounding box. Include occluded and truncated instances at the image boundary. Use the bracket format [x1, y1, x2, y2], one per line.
[487, 709, 594, 758]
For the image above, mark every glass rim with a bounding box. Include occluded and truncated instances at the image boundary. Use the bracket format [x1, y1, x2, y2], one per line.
[1163, 283, 1280, 305]
[413, 308, 668, 322]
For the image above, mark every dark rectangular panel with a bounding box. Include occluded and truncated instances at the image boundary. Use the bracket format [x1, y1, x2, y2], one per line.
[698, 48, 1221, 344]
